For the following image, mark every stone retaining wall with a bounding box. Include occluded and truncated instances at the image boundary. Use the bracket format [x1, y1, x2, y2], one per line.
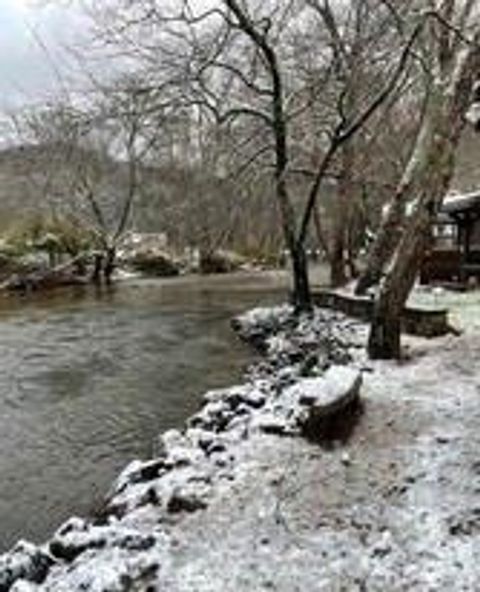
[312, 290, 451, 338]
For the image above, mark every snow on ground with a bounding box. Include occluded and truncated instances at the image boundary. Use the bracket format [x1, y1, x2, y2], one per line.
[409, 285, 480, 331]
[2, 293, 480, 591]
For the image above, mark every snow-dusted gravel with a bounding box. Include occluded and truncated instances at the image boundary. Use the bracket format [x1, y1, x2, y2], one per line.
[2, 302, 480, 591]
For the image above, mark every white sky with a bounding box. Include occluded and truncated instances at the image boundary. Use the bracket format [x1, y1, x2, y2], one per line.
[0, 0, 84, 108]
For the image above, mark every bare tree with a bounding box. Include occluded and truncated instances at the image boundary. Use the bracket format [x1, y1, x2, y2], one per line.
[13, 76, 166, 282]
[149, 0, 420, 308]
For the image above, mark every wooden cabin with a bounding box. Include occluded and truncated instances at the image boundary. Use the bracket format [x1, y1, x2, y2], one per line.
[420, 191, 480, 284]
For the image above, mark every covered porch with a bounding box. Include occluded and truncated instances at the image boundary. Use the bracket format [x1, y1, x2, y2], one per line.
[420, 190, 480, 284]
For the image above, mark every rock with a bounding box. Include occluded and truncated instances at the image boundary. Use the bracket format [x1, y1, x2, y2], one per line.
[49, 525, 156, 563]
[287, 366, 363, 441]
[188, 401, 234, 432]
[0, 541, 52, 591]
[292, 366, 362, 418]
[371, 531, 393, 558]
[113, 459, 169, 495]
[184, 428, 216, 452]
[125, 249, 180, 277]
[448, 508, 480, 536]
[198, 250, 245, 274]
[166, 487, 209, 514]
[232, 305, 295, 348]
[203, 385, 267, 411]
[156, 430, 205, 466]
[250, 412, 294, 436]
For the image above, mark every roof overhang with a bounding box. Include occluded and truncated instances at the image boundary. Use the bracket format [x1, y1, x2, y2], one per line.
[442, 191, 480, 214]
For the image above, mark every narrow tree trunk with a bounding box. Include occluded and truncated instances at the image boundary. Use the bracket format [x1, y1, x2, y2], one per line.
[290, 244, 311, 312]
[312, 202, 330, 260]
[104, 247, 116, 285]
[330, 97, 356, 288]
[346, 199, 363, 279]
[92, 253, 103, 284]
[330, 233, 347, 287]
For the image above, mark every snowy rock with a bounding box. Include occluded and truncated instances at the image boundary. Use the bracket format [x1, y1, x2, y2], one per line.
[157, 430, 205, 466]
[203, 384, 267, 410]
[232, 305, 295, 348]
[250, 412, 294, 436]
[184, 428, 216, 452]
[166, 485, 209, 514]
[112, 459, 169, 495]
[49, 525, 156, 563]
[292, 366, 362, 439]
[188, 400, 235, 432]
[289, 366, 362, 418]
[0, 541, 52, 591]
[249, 366, 362, 440]
[447, 508, 480, 536]
[24, 540, 165, 592]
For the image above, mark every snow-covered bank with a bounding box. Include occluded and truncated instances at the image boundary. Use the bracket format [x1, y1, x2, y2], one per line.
[2, 301, 480, 591]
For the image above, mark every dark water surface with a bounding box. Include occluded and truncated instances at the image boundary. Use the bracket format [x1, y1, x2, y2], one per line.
[0, 272, 286, 551]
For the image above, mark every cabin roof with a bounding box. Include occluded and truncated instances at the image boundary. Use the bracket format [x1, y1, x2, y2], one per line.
[442, 191, 480, 214]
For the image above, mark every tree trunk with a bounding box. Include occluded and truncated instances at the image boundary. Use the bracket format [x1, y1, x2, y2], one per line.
[329, 94, 356, 288]
[312, 202, 330, 261]
[330, 233, 347, 287]
[368, 205, 431, 359]
[355, 192, 408, 295]
[358, 27, 480, 298]
[368, 38, 480, 358]
[290, 243, 312, 312]
[355, 107, 433, 295]
[104, 247, 116, 284]
[92, 253, 103, 284]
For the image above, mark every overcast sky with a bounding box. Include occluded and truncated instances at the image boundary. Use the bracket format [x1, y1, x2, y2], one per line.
[0, 0, 84, 108]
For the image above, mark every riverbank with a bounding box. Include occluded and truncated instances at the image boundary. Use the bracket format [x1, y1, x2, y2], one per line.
[0, 275, 287, 552]
[2, 293, 480, 591]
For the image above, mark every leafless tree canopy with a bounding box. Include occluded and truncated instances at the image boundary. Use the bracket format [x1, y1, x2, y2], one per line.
[1, 1, 479, 326]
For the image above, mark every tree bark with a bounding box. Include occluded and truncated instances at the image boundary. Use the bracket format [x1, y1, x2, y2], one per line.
[330, 142, 355, 287]
[92, 253, 103, 284]
[355, 105, 432, 295]
[368, 204, 432, 358]
[368, 34, 480, 358]
[104, 247, 116, 284]
[224, 0, 313, 312]
[290, 244, 312, 311]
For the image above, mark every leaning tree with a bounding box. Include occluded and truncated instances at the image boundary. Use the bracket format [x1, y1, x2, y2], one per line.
[360, 0, 480, 358]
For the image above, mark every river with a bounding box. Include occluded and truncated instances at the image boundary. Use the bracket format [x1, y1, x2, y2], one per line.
[0, 272, 287, 552]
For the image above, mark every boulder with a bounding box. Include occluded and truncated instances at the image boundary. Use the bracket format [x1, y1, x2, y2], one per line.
[290, 366, 363, 441]
[199, 250, 245, 274]
[125, 249, 180, 277]
[292, 366, 362, 417]
[0, 541, 52, 591]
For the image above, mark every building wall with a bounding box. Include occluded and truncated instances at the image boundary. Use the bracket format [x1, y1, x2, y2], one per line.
[470, 218, 480, 248]
[452, 127, 480, 193]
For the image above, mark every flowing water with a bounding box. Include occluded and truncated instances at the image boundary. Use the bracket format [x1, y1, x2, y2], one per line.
[0, 272, 286, 552]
